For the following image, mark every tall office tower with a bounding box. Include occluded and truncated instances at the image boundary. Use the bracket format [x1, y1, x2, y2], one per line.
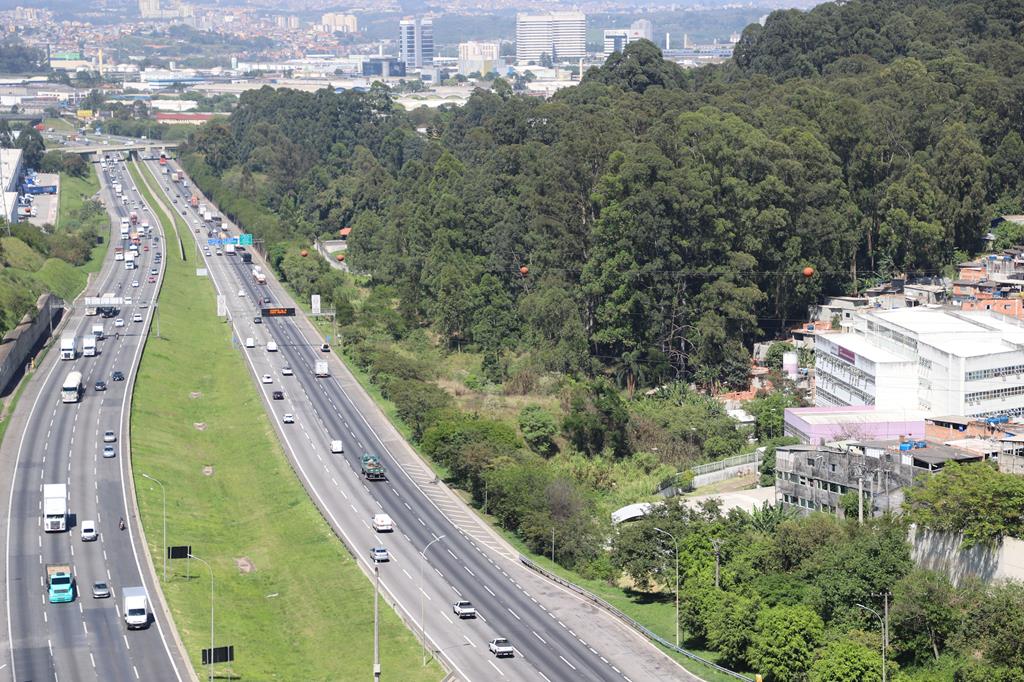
[399, 16, 433, 69]
[516, 12, 586, 63]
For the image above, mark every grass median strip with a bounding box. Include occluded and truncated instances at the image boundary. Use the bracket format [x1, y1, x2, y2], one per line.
[130, 174, 443, 679]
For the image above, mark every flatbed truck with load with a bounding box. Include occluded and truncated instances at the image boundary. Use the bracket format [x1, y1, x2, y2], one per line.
[361, 453, 386, 481]
[46, 564, 74, 603]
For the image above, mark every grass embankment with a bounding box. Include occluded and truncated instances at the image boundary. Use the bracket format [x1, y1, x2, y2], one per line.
[43, 117, 74, 132]
[129, 161, 442, 680]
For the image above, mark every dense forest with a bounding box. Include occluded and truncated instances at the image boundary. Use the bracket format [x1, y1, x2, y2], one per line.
[185, 0, 1024, 392]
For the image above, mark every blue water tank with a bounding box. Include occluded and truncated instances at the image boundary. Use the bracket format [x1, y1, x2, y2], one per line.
[899, 442, 912, 451]
[915, 441, 928, 448]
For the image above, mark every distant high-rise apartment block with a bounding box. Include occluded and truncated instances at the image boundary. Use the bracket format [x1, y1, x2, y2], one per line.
[631, 19, 654, 42]
[516, 12, 586, 63]
[322, 12, 358, 33]
[603, 19, 656, 57]
[458, 41, 500, 75]
[138, 0, 160, 18]
[399, 16, 433, 70]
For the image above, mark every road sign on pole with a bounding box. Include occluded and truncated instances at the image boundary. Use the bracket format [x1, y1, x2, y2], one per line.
[239, 234, 253, 246]
[201, 645, 234, 665]
[311, 294, 321, 315]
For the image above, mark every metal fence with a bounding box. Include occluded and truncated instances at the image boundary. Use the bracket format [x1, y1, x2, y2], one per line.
[518, 556, 754, 682]
[691, 452, 762, 477]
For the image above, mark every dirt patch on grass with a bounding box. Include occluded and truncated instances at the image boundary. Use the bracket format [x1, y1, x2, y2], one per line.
[202, 465, 214, 476]
[235, 557, 255, 574]
[194, 422, 207, 431]
[189, 391, 202, 399]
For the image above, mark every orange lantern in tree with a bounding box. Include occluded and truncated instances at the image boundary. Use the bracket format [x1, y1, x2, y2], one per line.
[802, 266, 815, 278]
[300, 249, 309, 257]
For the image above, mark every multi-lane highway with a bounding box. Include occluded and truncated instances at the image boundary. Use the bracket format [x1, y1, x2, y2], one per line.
[1, 157, 187, 681]
[149, 156, 688, 682]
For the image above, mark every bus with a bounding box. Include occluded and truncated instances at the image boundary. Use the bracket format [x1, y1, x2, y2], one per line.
[61, 372, 83, 404]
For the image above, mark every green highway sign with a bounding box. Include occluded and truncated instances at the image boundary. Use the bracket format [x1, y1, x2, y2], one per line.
[239, 234, 254, 246]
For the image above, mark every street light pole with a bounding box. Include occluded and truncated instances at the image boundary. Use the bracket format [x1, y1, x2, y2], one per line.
[420, 534, 446, 666]
[654, 527, 680, 649]
[373, 565, 381, 681]
[856, 603, 887, 682]
[141, 473, 166, 582]
[190, 554, 215, 682]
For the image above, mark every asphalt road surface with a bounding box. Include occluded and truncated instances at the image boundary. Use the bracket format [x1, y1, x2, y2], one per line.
[1, 155, 187, 682]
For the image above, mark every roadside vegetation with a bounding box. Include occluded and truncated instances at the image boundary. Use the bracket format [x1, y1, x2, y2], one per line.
[129, 163, 441, 680]
[0, 157, 107, 337]
[178, 0, 1024, 678]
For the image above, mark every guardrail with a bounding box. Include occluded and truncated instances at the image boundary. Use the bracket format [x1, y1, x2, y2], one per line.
[518, 555, 754, 682]
[692, 452, 761, 476]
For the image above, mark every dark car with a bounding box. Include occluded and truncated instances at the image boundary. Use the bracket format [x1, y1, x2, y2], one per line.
[253, 316, 262, 325]
[112, 371, 125, 381]
[94, 380, 107, 391]
[272, 390, 284, 400]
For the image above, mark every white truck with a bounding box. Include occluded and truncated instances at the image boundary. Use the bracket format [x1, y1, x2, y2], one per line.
[252, 267, 266, 284]
[372, 513, 393, 532]
[125, 252, 136, 270]
[123, 586, 149, 629]
[488, 638, 514, 658]
[43, 483, 68, 532]
[203, 210, 213, 223]
[82, 336, 97, 357]
[224, 243, 235, 256]
[91, 323, 104, 340]
[59, 334, 76, 360]
[315, 361, 329, 378]
[452, 600, 477, 618]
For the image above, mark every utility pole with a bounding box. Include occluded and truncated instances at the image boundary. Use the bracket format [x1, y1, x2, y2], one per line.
[711, 538, 722, 589]
[373, 565, 381, 681]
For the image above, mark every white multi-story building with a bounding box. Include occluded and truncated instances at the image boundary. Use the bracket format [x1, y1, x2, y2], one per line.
[322, 13, 358, 33]
[399, 16, 433, 70]
[458, 41, 500, 75]
[516, 12, 586, 63]
[815, 307, 1024, 418]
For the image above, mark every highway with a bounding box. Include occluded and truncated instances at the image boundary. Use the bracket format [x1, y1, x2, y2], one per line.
[150, 157, 688, 682]
[1, 156, 187, 681]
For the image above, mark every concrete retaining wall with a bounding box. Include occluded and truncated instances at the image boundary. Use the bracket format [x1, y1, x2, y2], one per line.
[0, 294, 64, 397]
[909, 524, 1024, 585]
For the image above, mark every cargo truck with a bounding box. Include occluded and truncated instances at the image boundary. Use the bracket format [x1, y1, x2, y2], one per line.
[114, 246, 124, 261]
[123, 586, 149, 629]
[82, 336, 96, 357]
[190, 195, 199, 208]
[253, 267, 266, 284]
[91, 323, 104, 340]
[61, 371, 83, 403]
[47, 564, 74, 603]
[125, 252, 136, 270]
[203, 210, 212, 223]
[224, 242, 235, 255]
[59, 334, 76, 360]
[43, 483, 67, 532]
[361, 453, 386, 481]
[315, 361, 329, 378]
[129, 211, 138, 225]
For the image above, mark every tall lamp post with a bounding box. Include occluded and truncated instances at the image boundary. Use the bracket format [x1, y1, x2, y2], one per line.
[654, 527, 680, 648]
[856, 602, 887, 682]
[189, 554, 215, 682]
[420, 534, 446, 666]
[141, 473, 166, 582]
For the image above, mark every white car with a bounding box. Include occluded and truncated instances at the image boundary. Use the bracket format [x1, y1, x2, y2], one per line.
[103, 430, 117, 443]
[282, 413, 294, 424]
[132, 313, 142, 323]
[261, 374, 272, 384]
[80, 520, 97, 542]
[124, 296, 132, 304]
[282, 365, 293, 376]
[131, 280, 139, 288]
[114, 318, 125, 327]
[238, 289, 245, 297]
[267, 341, 278, 352]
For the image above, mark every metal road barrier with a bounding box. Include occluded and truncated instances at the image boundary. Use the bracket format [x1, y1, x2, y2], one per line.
[518, 555, 755, 682]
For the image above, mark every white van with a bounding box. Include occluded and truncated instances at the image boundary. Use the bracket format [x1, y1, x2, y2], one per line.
[266, 341, 278, 352]
[244, 337, 255, 348]
[372, 514, 393, 532]
[330, 440, 344, 454]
